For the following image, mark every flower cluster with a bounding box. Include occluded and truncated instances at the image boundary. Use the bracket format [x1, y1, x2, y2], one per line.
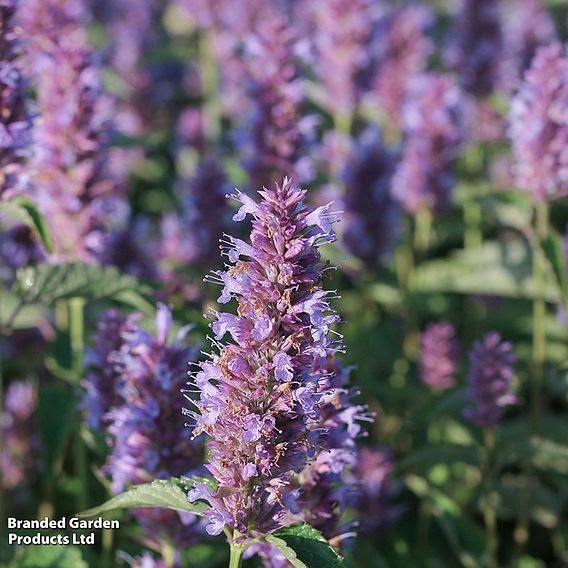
[309, 0, 376, 118]
[0, 0, 32, 196]
[509, 42, 568, 201]
[82, 309, 139, 431]
[187, 179, 365, 539]
[447, 0, 503, 98]
[372, 5, 433, 127]
[84, 305, 203, 547]
[501, 0, 556, 94]
[2, 380, 39, 490]
[392, 73, 463, 214]
[19, 0, 128, 261]
[236, 13, 312, 187]
[464, 332, 517, 428]
[338, 129, 399, 269]
[420, 322, 460, 391]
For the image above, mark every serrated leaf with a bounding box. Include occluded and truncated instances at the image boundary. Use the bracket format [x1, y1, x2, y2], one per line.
[78, 479, 209, 518]
[265, 523, 344, 568]
[0, 197, 53, 253]
[15, 262, 151, 305]
[541, 233, 568, 312]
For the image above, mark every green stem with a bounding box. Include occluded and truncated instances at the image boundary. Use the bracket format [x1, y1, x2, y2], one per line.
[414, 206, 432, 255]
[464, 199, 482, 249]
[228, 532, 244, 568]
[513, 201, 549, 566]
[531, 201, 548, 432]
[69, 298, 88, 513]
[333, 112, 352, 137]
[483, 428, 498, 568]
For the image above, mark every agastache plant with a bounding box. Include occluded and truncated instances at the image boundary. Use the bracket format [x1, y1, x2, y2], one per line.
[237, 13, 313, 187]
[392, 73, 463, 215]
[100, 305, 204, 550]
[372, 5, 433, 128]
[464, 332, 517, 428]
[509, 42, 568, 201]
[19, 0, 128, 261]
[0, 0, 32, 197]
[420, 322, 460, 391]
[186, 179, 366, 557]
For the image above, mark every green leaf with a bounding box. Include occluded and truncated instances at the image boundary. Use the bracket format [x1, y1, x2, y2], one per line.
[0, 197, 53, 253]
[541, 233, 568, 312]
[77, 479, 209, 518]
[413, 240, 558, 300]
[265, 523, 344, 568]
[15, 262, 151, 305]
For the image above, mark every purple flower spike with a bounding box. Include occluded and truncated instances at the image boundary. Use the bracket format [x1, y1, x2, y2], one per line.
[2, 381, 39, 491]
[373, 5, 434, 126]
[509, 42, 568, 202]
[351, 447, 403, 534]
[89, 305, 203, 547]
[1, 0, 32, 196]
[338, 129, 400, 269]
[82, 309, 139, 431]
[420, 322, 460, 391]
[236, 13, 313, 187]
[447, 0, 503, 98]
[19, 0, 128, 261]
[188, 178, 367, 539]
[464, 332, 517, 428]
[392, 73, 463, 214]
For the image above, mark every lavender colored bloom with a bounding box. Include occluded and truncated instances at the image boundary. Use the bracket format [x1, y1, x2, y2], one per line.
[1, 0, 32, 196]
[464, 332, 517, 428]
[310, 0, 376, 117]
[2, 381, 39, 490]
[187, 179, 366, 539]
[99, 305, 203, 547]
[501, 0, 556, 94]
[294, 359, 370, 544]
[420, 322, 460, 391]
[131, 554, 169, 568]
[82, 309, 139, 431]
[161, 157, 228, 268]
[351, 447, 402, 534]
[509, 42, 568, 201]
[447, 0, 503, 98]
[236, 13, 313, 187]
[337, 130, 399, 269]
[19, 0, 128, 261]
[372, 5, 433, 127]
[392, 73, 463, 214]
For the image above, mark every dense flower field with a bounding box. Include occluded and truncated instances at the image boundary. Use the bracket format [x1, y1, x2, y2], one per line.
[2, 0, 568, 567]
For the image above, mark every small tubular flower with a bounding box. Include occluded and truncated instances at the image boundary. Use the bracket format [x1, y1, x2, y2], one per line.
[187, 179, 363, 539]
[464, 332, 517, 428]
[420, 322, 460, 391]
[509, 42, 568, 201]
